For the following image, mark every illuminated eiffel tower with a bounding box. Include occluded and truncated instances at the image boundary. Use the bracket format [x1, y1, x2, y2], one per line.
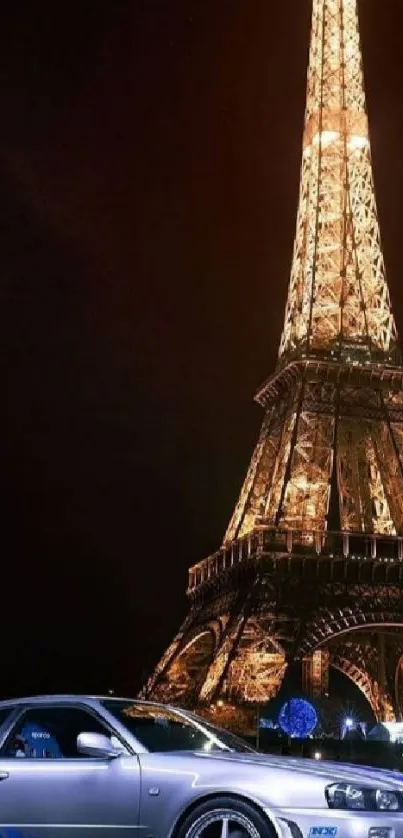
[142, 0, 403, 729]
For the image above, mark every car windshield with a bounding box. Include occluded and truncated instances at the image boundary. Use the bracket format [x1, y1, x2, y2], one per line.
[101, 699, 255, 754]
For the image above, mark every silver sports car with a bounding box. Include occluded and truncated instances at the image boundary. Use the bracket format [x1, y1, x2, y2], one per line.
[0, 694, 400, 838]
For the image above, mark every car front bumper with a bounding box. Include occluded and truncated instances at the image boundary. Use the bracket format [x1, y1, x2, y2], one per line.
[271, 808, 403, 838]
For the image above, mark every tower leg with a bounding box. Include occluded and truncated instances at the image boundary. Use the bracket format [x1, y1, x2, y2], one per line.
[199, 578, 287, 706]
[198, 606, 251, 704]
[394, 650, 403, 720]
[377, 634, 390, 721]
[198, 578, 264, 703]
[302, 650, 330, 699]
[139, 611, 199, 699]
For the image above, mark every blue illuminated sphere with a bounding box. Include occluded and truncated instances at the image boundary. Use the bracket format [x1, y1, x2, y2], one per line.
[278, 698, 318, 738]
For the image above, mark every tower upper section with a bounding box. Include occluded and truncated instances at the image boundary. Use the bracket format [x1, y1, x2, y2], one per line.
[279, 0, 398, 365]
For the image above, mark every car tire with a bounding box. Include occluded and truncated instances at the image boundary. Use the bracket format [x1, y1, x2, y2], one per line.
[177, 795, 273, 838]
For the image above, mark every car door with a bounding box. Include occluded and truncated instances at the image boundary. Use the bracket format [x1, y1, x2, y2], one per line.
[0, 703, 142, 838]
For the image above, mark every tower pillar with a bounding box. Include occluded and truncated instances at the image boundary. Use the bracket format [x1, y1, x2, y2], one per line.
[302, 650, 330, 700]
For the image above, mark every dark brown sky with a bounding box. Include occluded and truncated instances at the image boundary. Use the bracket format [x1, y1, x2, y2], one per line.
[0, 0, 402, 696]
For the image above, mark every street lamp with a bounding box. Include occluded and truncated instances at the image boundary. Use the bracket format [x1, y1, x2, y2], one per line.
[341, 715, 356, 740]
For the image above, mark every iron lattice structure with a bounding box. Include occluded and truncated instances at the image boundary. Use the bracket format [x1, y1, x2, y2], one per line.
[142, 0, 403, 730]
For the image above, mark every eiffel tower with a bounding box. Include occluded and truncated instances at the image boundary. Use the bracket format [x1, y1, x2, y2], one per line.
[142, 0, 403, 728]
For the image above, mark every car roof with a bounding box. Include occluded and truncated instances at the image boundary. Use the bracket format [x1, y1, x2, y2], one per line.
[0, 695, 163, 709]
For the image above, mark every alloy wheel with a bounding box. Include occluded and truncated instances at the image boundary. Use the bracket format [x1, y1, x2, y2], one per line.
[184, 807, 262, 838]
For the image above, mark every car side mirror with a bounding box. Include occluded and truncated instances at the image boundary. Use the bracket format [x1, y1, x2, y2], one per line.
[76, 732, 124, 759]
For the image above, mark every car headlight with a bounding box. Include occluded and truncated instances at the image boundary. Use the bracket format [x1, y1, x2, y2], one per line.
[326, 783, 402, 812]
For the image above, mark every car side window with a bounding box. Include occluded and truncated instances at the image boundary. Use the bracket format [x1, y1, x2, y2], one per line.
[1, 706, 111, 759]
[0, 709, 13, 729]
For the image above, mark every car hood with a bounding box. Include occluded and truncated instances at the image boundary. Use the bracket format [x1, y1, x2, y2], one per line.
[189, 750, 403, 789]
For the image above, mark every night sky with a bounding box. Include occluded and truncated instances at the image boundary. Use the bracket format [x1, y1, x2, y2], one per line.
[1, 1, 403, 699]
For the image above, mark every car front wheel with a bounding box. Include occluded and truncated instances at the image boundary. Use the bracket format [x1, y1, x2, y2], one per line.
[178, 795, 273, 838]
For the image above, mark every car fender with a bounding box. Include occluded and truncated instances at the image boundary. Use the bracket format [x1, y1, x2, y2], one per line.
[167, 788, 281, 838]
